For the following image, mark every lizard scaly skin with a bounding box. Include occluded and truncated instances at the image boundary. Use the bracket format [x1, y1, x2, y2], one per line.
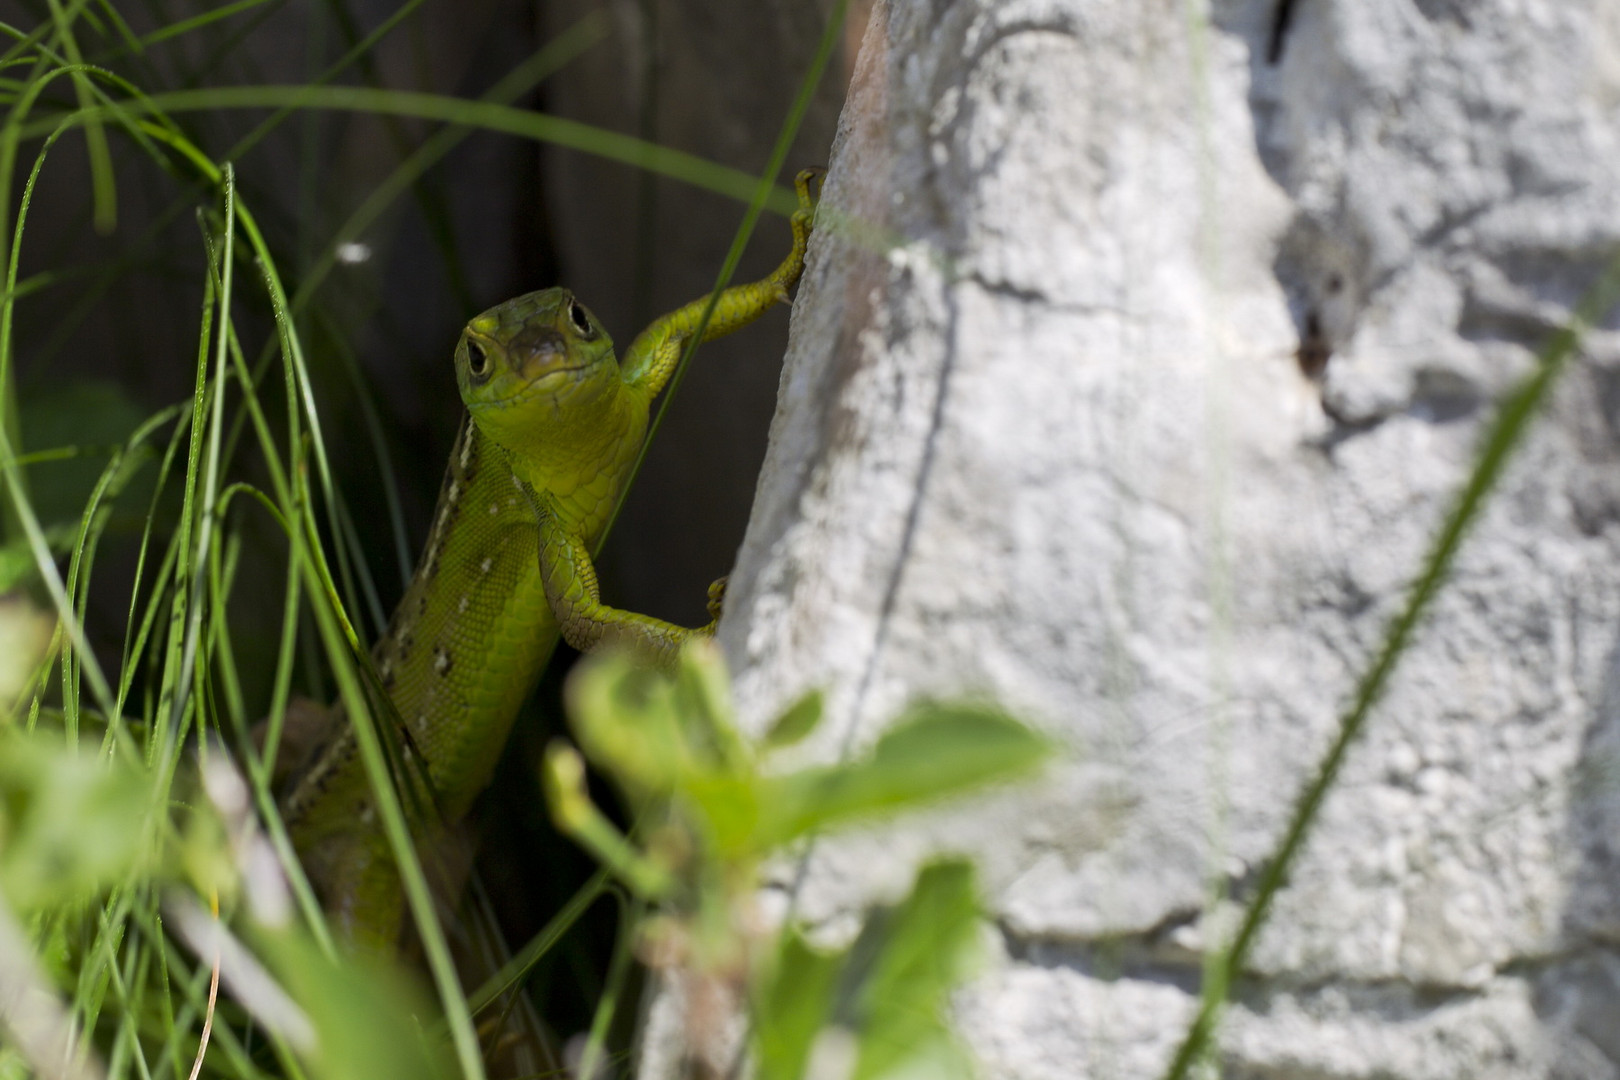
[280, 170, 821, 952]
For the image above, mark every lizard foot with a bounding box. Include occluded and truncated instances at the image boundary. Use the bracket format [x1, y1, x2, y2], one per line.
[705, 576, 729, 625]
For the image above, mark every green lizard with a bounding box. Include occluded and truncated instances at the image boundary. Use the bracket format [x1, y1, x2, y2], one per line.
[280, 169, 821, 953]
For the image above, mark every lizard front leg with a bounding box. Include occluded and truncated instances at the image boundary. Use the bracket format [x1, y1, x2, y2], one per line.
[537, 505, 714, 670]
[620, 167, 823, 395]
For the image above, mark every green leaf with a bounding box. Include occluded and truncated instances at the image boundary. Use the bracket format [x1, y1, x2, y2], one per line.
[261, 930, 454, 1080]
[751, 860, 982, 1080]
[565, 653, 688, 799]
[672, 641, 749, 773]
[682, 772, 764, 859]
[0, 731, 151, 910]
[543, 742, 676, 899]
[848, 859, 981, 1080]
[754, 929, 846, 1080]
[755, 704, 1051, 848]
[761, 689, 824, 752]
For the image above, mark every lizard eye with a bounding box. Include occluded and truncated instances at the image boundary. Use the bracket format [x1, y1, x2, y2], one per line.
[465, 339, 491, 378]
[567, 298, 594, 338]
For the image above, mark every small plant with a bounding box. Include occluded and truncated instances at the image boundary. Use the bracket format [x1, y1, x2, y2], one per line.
[544, 643, 1052, 1079]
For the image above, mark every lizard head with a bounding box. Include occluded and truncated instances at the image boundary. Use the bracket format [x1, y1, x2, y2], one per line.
[455, 287, 621, 450]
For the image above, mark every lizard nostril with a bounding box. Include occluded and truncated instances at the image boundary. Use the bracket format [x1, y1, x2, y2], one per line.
[466, 340, 490, 377]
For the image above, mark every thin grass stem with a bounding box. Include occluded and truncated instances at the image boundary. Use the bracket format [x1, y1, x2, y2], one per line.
[1159, 253, 1620, 1080]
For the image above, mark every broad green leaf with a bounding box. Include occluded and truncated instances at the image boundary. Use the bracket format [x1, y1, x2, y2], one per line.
[754, 929, 846, 1080]
[681, 772, 763, 858]
[0, 731, 151, 910]
[751, 861, 982, 1080]
[673, 642, 749, 772]
[847, 859, 980, 1080]
[755, 704, 1051, 847]
[565, 654, 689, 798]
[761, 689, 824, 752]
[262, 930, 453, 1080]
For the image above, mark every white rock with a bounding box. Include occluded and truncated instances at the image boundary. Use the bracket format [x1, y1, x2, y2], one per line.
[656, 0, 1620, 1075]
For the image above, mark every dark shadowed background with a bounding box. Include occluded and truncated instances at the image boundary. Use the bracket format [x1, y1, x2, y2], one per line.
[1, 0, 851, 1044]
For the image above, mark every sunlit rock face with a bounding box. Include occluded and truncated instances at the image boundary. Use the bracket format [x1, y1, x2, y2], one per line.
[684, 0, 1620, 1077]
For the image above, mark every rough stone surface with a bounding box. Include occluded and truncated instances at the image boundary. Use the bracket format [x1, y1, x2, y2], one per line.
[692, 0, 1620, 1075]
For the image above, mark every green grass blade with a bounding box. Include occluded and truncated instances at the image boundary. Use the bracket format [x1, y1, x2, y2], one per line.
[573, 889, 641, 1080]
[89, 0, 141, 57]
[29, 86, 804, 215]
[136, 0, 277, 49]
[460, 867, 611, 1017]
[220, 0, 425, 165]
[161, 163, 236, 784]
[1159, 254, 1620, 1079]
[0, 117, 120, 722]
[113, 407, 190, 723]
[0, 19, 57, 69]
[295, 543, 488, 1080]
[316, 310, 413, 589]
[42, 0, 117, 232]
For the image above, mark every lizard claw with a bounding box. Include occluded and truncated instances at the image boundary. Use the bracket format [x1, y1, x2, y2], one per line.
[795, 167, 826, 211]
[706, 576, 729, 623]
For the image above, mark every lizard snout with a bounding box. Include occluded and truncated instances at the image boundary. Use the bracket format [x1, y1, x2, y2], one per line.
[509, 326, 573, 381]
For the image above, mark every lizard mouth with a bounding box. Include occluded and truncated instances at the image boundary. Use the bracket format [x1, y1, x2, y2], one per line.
[530, 363, 586, 380]
[476, 363, 589, 411]
[518, 348, 586, 382]
[522, 364, 588, 394]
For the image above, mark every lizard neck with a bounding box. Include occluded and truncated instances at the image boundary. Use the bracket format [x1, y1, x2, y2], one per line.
[486, 377, 649, 534]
